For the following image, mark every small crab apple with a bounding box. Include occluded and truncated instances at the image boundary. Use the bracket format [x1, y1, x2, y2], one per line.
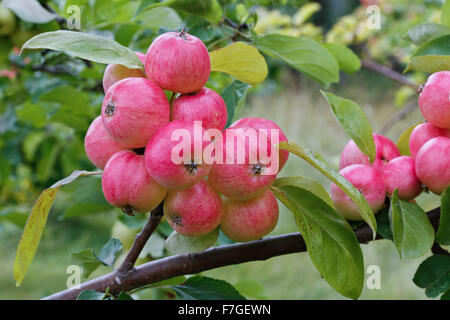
[101, 77, 170, 148]
[208, 127, 278, 201]
[164, 181, 223, 236]
[102, 150, 167, 215]
[339, 133, 400, 172]
[171, 87, 227, 131]
[383, 156, 422, 200]
[220, 189, 279, 242]
[331, 164, 386, 221]
[415, 137, 450, 195]
[230, 117, 289, 172]
[84, 116, 126, 169]
[102, 52, 146, 93]
[409, 123, 450, 157]
[0, 4, 15, 35]
[145, 120, 212, 190]
[145, 30, 210, 94]
[418, 71, 450, 129]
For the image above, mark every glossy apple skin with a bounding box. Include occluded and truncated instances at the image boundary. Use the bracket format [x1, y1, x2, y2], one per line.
[415, 137, 450, 195]
[145, 31, 210, 94]
[84, 116, 126, 169]
[208, 128, 277, 201]
[331, 164, 386, 221]
[102, 52, 146, 93]
[409, 123, 450, 157]
[230, 117, 289, 172]
[145, 120, 212, 190]
[339, 133, 400, 173]
[101, 77, 170, 149]
[383, 156, 422, 200]
[102, 150, 167, 214]
[164, 181, 223, 236]
[220, 189, 279, 242]
[171, 87, 227, 131]
[419, 71, 450, 129]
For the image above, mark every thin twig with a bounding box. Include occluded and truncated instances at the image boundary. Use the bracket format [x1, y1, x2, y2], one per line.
[379, 102, 419, 134]
[361, 59, 419, 90]
[116, 202, 164, 280]
[43, 207, 441, 300]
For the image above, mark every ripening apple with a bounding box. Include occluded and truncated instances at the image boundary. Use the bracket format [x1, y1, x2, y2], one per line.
[382, 156, 423, 200]
[409, 123, 450, 157]
[102, 52, 147, 93]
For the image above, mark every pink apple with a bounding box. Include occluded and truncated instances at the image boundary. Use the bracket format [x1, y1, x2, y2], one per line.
[208, 127, 278, 201]
[339, 133, 400, 172]
[164, 181, 223, 236]
[409, 123, 450, 157]
[382, 156, 422, 200]
[171, 87, 227, 131]
[145, 120, 212, 190]
[415, 136, 450, 195]
[331, 164, 386, 221]
[145, 31, 210, 94]
[230, 117, 289, 172]
[419, 71, 450, 129]
[101, 77, 170, 149]
[102, 52, 147, 93]
[84, 116, 126, 169]
[220, 189, 279, 242]
[102, 150, 167, 215]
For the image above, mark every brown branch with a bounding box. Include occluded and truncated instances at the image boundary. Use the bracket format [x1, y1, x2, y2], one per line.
[116, 202, 164, 279]
[42, 207, 441, 300]
[361, 59, 419, 91]
[379, 101, 418, 134]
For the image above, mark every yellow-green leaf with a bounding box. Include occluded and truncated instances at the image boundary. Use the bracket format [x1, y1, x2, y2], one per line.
[397, 122, 422, 156]
[210, 42, 268, 86]
[14, 187, 60, 286]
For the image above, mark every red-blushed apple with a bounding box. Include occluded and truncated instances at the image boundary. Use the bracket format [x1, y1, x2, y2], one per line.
[409, 123, 450, 157]
[331, 164, 386, 221]
[419, 71, 450, 129]
[171, 87, 227, 131]
[230, 117, 289, 172]
[415, 137, 450, 195]
[101, 77, 170, 148]
[339, 133, 400, 172]
[102, 150, 167, 215]
[145, 120, 212, 190]
[382, 156, 422, 200]
[145, 30, 210, 94]
[220, 189, 279, 242]
[163, 181, 223, 236]
[84, 116, 126, 169]
[208, 127, 278, 201]
[102, 52, 146, 93]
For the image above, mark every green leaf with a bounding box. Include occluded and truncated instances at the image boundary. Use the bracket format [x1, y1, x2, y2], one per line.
[436, 187, 450, 246]
[117, 291, 134, 300]
[76, 290, 105, 300]
[321, 91, 376, 162]
[406, 23, 450, 46]
[3, 0, 56, 24]
[165, 228, 219, 254]
[210, 42, 268, 85]
[221, 81, 250, 127]
[172, 276, 246, 300]
[375, 206, 393, 241]
[71, 248, 102, 278]
[234, 281, 267, 300]
[273, 176, 333, 208]
[397, 122, 421, 156]
[21, 31, 144, 69]
[322, 43, 361, 74]
[272, 185, 364, 299]
[23, 131, 47, 162]
[140, 232, 165, 258]
[413, 254, 450, 298]
[405, 34, 450, 73]
[13, 187, 60, 286]
[255, 34, 339, 87]
[98, 238, 123, 267]
[442, 0, 450, 27]
[133, 7, 182, 30]
[390, 190, 435, 259]
[0, 206, 28, 228]
[441, 289, 450, 300]
[13, 170, 101, 285]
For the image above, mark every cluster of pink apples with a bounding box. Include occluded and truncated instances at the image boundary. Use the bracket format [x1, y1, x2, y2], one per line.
[84, 30, 286, 242]
[331, 71, 450, 221]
